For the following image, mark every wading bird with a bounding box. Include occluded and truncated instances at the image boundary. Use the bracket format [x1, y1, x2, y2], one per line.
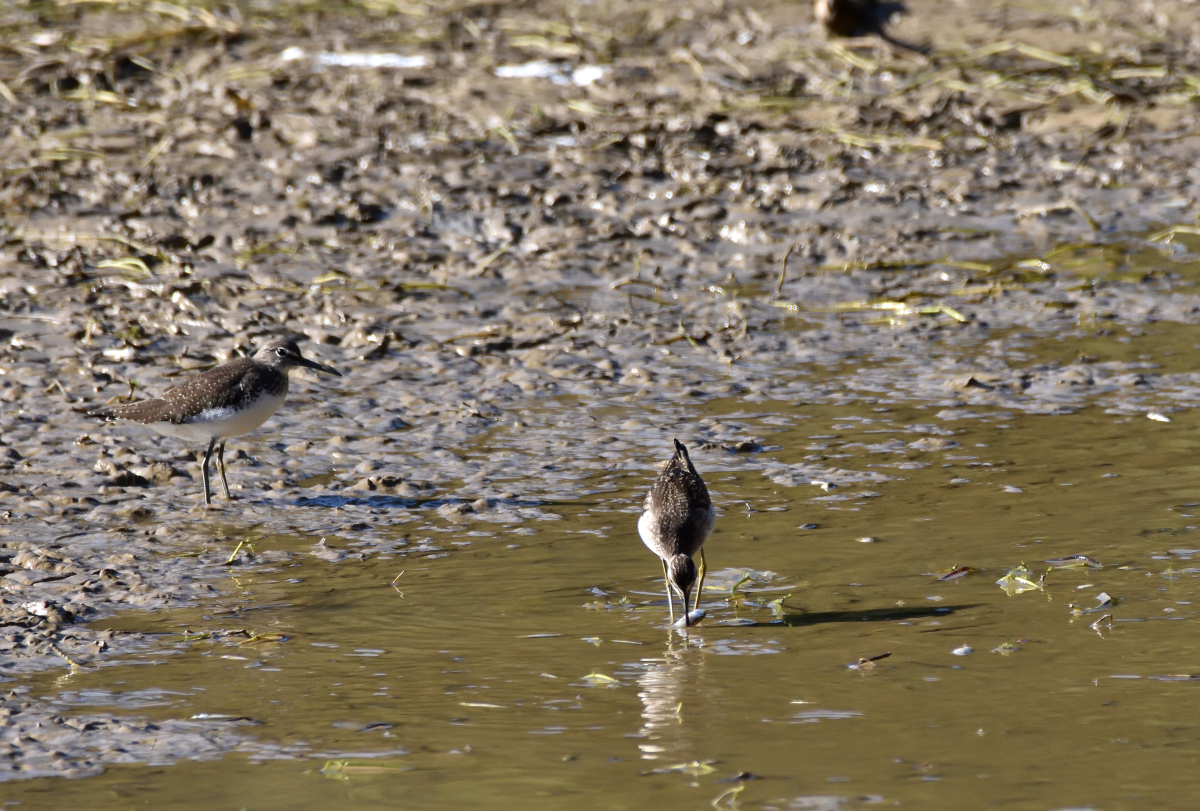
[638, 439, 717, 626]
[90, 337, 341, 505]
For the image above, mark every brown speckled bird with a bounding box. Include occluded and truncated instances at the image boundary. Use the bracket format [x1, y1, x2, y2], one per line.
[638, 439, 717, 626]
[90, 337, 341, 505]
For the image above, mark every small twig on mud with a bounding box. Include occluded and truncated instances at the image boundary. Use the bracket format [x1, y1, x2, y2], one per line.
[44, 379, 73, 402]
[774, 244, 795, 299]
[629, 252, 643, 316]
[677, 318, 702, 349]
[1015, 200, 1098, 231]
[471, 244, 509, 277]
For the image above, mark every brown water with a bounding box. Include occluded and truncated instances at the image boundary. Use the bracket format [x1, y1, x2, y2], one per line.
[10, 368, 1200, 809]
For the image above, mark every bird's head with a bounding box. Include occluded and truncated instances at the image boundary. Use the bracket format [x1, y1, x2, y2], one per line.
[255, 338, 342, 377]
[666, 554, 698, 624]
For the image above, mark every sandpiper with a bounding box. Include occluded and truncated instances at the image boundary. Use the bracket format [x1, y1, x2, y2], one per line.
[815, 0, 906, 38]
[638, 439, 717, 626]
[89, 337, 341, 505]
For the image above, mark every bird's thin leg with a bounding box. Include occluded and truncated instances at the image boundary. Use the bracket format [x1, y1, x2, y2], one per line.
[661, 558, 675, 624]
[216, 440, 233, 500]
[201, 437, 216, 506]
[693, 549, 707, 614]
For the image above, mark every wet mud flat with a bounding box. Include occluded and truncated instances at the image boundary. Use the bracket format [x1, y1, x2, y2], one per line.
[4, 0, 1200, 801]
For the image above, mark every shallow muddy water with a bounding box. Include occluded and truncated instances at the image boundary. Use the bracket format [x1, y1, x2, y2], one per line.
[10, 382, 1200, 809]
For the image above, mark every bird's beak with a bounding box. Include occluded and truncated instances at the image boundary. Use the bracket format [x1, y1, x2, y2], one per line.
[682, 589, 693, 626]
[297, 356, 342, 377]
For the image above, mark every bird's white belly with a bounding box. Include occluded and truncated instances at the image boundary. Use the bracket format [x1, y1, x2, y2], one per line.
[149, 394, 286, 442]
[638, 504, 717, 559]
[637, 511, 661, 558]
[700, 503, 717, 540]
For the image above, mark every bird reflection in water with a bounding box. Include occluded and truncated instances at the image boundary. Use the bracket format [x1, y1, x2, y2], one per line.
[634, 641, 710, 762]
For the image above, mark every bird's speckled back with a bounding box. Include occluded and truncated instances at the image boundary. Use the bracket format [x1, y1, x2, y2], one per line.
[641, 439, 714, 556]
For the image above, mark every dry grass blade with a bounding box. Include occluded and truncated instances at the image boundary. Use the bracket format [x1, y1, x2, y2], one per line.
[773, 244, 795, 299]
[95, 257, 153, 278]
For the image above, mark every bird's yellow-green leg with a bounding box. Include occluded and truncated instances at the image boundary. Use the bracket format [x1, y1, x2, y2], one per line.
[661, 558, 675, 623]
[216, 440, 233, 500]
[693, 549, 707, 614]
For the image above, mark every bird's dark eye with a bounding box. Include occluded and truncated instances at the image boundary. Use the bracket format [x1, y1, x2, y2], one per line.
[276, 347, 287, 356]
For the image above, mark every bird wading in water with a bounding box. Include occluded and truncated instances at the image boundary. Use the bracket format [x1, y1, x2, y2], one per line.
[638, 439, 717, 626]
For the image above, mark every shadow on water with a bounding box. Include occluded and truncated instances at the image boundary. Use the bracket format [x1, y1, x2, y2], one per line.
[292, 494, 545, 509]
[746, 603, 980, 628]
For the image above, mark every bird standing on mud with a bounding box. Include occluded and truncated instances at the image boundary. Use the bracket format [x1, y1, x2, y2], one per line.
[89, 337, 341, 506]
[815, 0, 912, 42]
[638, 439, 717, 627]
